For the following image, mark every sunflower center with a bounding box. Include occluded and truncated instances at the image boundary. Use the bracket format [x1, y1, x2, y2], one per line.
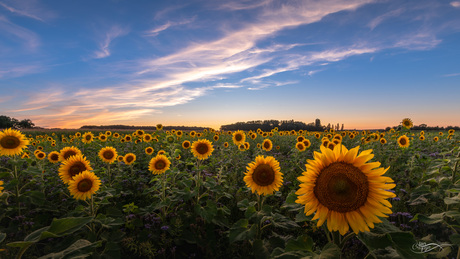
[263, 141, 270, 149]
[50, 153, 59, 161]
[69, 162, 87, 177]
[252, 164, 275, 186]
[196, 143, 209, 155]
[63, 151, 77, 160]
[85, 135, 91, 140]
[235, 134, 243, 141]
[126, 156, 134, 163]
[155, 160, 166, 169]
[1, 136, 20, 149]
[399, 138, 407, 145]
[314, 162, 369, 213]
[103, 151, 114, 159]
[77, 179, 93, 192]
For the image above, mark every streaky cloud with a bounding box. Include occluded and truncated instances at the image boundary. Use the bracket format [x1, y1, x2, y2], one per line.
[93, 26, 129, 59]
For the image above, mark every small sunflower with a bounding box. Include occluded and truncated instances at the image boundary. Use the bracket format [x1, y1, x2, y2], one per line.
[143, 134, 153, 142]
[117, 155, 124, 162]
[98, 134, 108, 142]
[401, 118, 413, 129]
[191, 139, 214, 160]
[303, 139, 311, 148]
[380, 138, 387, 144]
[0, 128, 30, 156]
[224, 142, 229, 148]
[98, 147, 118, 164]
[124, 135, 132, 142]
[0, 180, 3, 194]
[35, 151, 46, 160]
[439, 132, 444, 136]
[397, 135, 410, 148]
[182, 140, 191, 149]
[68, 170, 101, 200]
[81, 132, 94, 144]
[297, 136, 305, 142]
[244, 142, 250, 150]
[434, 136, 439, 142]
[136, 130, 145, 136]
[419, 135, 425, 141]
[244, 155, 283, 196]
[296, 142, 306, 152]
[448, 129, 455, 135]
[156, 124, 163, 130]
[262, 139, 273, 151]
[213, 135, 219, 141]
[232, 130, 246, 146]
[59, 155, 93, 184]
[47, 151, 60, 163]
[123, 153, 136, 165]
[59, 146, 82, 161]
[148, 154, 171, 175]
[295, 145, 396, 235]
[145, 147, 154, 155]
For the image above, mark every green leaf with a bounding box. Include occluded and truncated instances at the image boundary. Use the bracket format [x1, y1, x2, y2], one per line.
[285, 234, 313, 252]
[253, 239, 270, 259]
[23, 191, 45, 206]
[450, 233, 460, 245]
[37, 239, 101, 259]
[229, 219, 256, 243]
[410, 213, 444, 224]
[314, 243, 340, 259]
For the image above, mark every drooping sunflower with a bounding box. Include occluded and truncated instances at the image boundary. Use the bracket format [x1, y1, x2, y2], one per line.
[296, 142, 306, 152]
[35, 151, 46, 160]
[262, 139, 273, 151]
[68, 170, 101, 200]
[59, 155, 93, 184]
[47, 151, 60, 163]
[123, 153, 136, 165]
[145, 147, 154, 155]
[401, 118, 413, 129]
[244, 155, 283, 196]
[397, 135, 410, 148]
[191, 139, 214, 160]
[295, 145, 396, 235]
[81, 132, 94, 144]
[182, 140, 191, 149]
[148, 154, 171, 175]
[0, 128, 30, 156]
[232, 130, 246, 146]
[98, 147, 118, 164]
[59, 146, 82, 161]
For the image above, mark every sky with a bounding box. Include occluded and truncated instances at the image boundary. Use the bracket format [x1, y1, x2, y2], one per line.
[1, 0, 460, 130]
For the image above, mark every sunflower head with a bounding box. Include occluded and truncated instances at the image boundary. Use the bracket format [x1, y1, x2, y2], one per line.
[224, 142, 229, 148]
[262, 139, 273, 151]
[401, 118, 413, 129]
[48, 151, 60, 163]
[296, 142, 306, 152]
[68, 170, 101, 200]
[81, 132, 94, 144]
[0, 128, 30, 156]
[143, 134, 153, 142]
[244, 155, 283, 196]
[145, 147, 154, 155]
[303, 139, 311, 148]
[434, 136, 439, 142]
[59, 146, 82, 161]
[148, 154, 171, 175]
[59, 155, 93, 184]
[232, 130, 246, 145]
[123, 153, 136, 165]
[156, 124, 163, 130]
[98, 147, 118, 164]
[35, 151, 46, 160]
[380, 138, 387, 144]
[182, 140, 191, 149]
[295, 145, 395, 235]
[397, 135, 410, 148]
[191, 139, 214, 160]
[419, 135, 425, 141]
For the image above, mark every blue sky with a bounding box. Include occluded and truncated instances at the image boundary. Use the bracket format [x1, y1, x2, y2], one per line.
[1, 0, 459, 129]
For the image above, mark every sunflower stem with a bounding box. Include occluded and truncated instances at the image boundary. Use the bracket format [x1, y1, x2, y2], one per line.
[322, 225, 332, 243]
[12, 156, 21, 217]
[339, 232, 355, 249]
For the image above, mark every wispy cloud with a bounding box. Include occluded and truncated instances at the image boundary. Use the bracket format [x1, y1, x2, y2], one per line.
[451, 1, 460, 8]
[0, 15, 39, 49]
[217, 0, 272, 10]
[368, 8, 405, 30]
[442, 72, 460, 77]
[0, 0, 51, 22]
[145, 17, 195, 37]
[394, 32, 441, 50]
[0, 63, 43, 78]
[93, 26, 129, 59]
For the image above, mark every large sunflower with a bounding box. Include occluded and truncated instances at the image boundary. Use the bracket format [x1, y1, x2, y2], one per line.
[232, 130, 246, 146]
[98, 147, 118, 164]
[397, 135, 410, 148]
[0, 128, 30, 156]
[148, 154, 171, 175]
[295, 145, 395, 235]
[48, 151, 60, 163]
[244, 155, 283, 196]
[59, 155, 93, 184]
[191, 139, 214, 160]
[59, 146, 82, 161]
[401, 118, 413, 129]
[68, 170, 101, 200]
[262, 139, 273, 151]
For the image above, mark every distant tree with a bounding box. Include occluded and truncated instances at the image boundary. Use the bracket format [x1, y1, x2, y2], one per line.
[18, 119, 35, 129]
[0, 115, 18, 129]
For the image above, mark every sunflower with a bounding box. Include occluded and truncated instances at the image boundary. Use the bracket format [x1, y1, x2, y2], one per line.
[68, 170, 101, 200]
[244, 142, 250, 150]
[59, 155, 93, 184]
[303, 139, 311, 148]
[449, 129, 455, 135]
[295, 145, 396, 235]
[98, 134, 107, 142]
[156, 124, 163, 130]
[158, 150, 166, 155]
[296, 142, 306, 152]
[35, 151, 46, 160]
[136, 130, 145, 136]
[113, 133, 120, 138]
[262, 139, 273, 151]
[232, 130, 246, 146]
[48, 151, 60, 163]
[190, 131, 196, 138]
[397, 135, 410, 148]
[105, 131, 112, 136]
[117, 155, 124, 162]
[213, 135, 219, 141]
[327, 142, 336, 150]
[81, 132, 94, 144]
[143, 134, 153, 142]
[0, 128, 30, 156]
[0, 180, 4, 194]
[244, 155, 283, 196]
[176, 130, 183, 137]
[239, 144, 246, 151]
[123, 153, 136, 165]
[148, 155, 171, 175]
[182, 140, 191, 149]
[98, 147, 118, 164]
[434, 136, 439, 142]
[21, 153, 29, 159]
[380, 138, 387, 144]
[439, 132, 443, 136]
[224, 142, 229, 148]
[191, 139, 214, 160]
[419, 135, 425, 141]
[145, 147, 154, 155]
[401, 118, 413, 129]
[59, 146, 82, 161]
[124, 135, 132, 142]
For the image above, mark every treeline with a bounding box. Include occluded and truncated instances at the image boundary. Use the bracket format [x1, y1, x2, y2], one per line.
[0, 115, 35, 129]
[220, 119, 325, 131]
[80, 125, 208, 131]
[386, 124, 460, 131]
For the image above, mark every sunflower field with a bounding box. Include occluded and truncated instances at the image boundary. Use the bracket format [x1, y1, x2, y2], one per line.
[0, 121, 459, 258]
